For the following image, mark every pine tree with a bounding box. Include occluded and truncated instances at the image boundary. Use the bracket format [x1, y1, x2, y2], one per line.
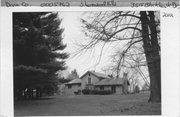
[13, 12, 68, 100]
[66, 69, 80, 80]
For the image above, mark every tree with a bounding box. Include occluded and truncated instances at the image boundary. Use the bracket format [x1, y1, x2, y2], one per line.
[105, 42, 150, 91]
[79, 11, 160, 102]
[140, 11, 160, 102]
[135, 85, 140, 93]
[66, 69, 80, 80]
[13, 12, 69, 100]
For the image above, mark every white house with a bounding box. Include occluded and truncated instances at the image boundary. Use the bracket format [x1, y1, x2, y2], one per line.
[80, 71, 110, 90]
[64, 71, 129, 95]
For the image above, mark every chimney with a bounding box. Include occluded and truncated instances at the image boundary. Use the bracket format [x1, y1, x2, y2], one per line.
[123, 72, 128, 79]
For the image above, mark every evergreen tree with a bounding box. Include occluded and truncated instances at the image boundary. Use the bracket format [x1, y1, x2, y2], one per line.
[66, 69, 79, 80]
[13, 12, 68, 100]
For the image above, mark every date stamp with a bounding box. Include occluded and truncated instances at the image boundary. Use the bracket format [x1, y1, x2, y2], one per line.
[162, 12, 174, 17]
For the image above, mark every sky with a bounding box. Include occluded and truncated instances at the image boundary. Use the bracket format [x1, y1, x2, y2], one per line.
[57, 11, 150, 88]
[58, 11, 118, 77]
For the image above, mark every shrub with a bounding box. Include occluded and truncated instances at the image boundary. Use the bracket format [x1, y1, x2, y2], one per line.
[82, 89, 90, 94]
[135, 85, 140, 93]
[74, 90, 82, 95]
[90, 90, 99, 94]
[98, 90, 112, 95]
[82, 89, 112, 95]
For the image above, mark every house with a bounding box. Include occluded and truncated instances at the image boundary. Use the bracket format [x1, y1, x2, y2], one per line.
[64, 71, 129, 95]
[94, 73, 130, 94]
[64, 78, 82, 95]
[94, 78, 123, 94]
[80, 71, 110, 90]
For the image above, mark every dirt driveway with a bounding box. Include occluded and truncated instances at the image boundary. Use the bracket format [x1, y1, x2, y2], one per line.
[14, 91, 161, 116]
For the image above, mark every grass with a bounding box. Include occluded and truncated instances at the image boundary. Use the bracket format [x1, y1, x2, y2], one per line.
[14, 91, 161, 116]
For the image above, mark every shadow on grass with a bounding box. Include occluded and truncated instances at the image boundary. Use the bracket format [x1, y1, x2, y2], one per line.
[36, 97, 53, 100]
[14, 97, 54, 102]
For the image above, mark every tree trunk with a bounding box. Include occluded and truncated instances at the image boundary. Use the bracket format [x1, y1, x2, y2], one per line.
[17, 89, 23, 100]
[36, 88, 42, 98]
[147, 11, 161, 102]
[39, 89, 42, 97]
[29, 88, 33, 99]
[36, 88, 39, 99]
[140, 11, 161, 103]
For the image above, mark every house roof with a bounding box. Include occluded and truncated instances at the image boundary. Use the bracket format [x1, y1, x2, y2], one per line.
[66, 78, 82, 85]
[94, 78, 124, 86]
[80, 71, 110, 79]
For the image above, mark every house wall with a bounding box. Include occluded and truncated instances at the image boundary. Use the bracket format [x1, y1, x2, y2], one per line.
[95, 85, 123, 94]
[115, 85, 123, 94]
[64, 84, 81, 95]
[81, 73, 100, 89]
[94, 86, 109, 90]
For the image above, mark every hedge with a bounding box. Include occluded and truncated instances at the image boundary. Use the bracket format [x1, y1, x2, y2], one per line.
[82, 89, 113, 95]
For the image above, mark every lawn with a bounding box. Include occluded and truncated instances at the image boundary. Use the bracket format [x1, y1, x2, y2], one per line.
[14, 91, 161, 116]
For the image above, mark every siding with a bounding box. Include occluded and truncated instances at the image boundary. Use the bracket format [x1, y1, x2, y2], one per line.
[95, 85, 123, 94]
[81, 73, 100, 89]
[116, 86, 123, 94]
[64, 84, 81, 95]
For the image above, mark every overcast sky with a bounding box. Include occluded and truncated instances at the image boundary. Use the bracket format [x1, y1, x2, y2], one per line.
[58, 11, 119, 76]
[57, 11, 152, 88]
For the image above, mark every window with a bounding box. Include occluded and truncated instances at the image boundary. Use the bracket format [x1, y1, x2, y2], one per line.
[111, 86, 116, 93]
[78, 84, 81, 87]
[100, 86, 104, 90]
[88, 77, 91, 84]
[68, 85, 72, 89]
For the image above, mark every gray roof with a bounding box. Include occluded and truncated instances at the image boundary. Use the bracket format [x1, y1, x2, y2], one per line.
[94, 78, 124, 86]
[80, 71, 110, 79]
[66, 78, 82, 85]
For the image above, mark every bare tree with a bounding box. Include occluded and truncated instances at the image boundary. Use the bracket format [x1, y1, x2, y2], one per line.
[113, 42, 150, 87]
[78, 11, 160, 102]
